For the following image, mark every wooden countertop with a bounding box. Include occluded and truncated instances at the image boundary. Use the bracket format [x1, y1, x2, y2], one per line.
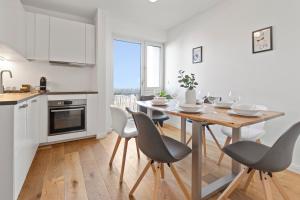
[0, 92, 41, 105]
[0, 91, 98, 105]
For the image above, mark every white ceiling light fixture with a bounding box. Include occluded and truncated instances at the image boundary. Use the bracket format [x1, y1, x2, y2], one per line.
[149, 0, 159, 3]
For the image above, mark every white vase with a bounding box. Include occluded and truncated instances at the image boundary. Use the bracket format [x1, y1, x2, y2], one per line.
[185, 89, 196, 104]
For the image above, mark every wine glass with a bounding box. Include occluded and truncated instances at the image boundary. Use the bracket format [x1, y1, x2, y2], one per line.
[228, 90, 241, 103]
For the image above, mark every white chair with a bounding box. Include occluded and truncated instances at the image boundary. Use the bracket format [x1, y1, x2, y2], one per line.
[218, 105, 267, 165]
[109, 105, 140, 183]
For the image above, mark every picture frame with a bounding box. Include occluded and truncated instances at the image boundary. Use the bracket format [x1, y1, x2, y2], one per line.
[192, 46, 203, 63]
[252, 26, 273, 53]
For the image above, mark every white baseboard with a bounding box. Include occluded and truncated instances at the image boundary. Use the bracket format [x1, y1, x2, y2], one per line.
[288, 164, 300, 174]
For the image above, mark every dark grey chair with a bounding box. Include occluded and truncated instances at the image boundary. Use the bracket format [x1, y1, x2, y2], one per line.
[139, 95, 170, 127]
[129, 112, 192, 200]
[218, 122, 300, 200]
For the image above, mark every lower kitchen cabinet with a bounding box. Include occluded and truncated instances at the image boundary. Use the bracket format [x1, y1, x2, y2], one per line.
[14, 97, 40, 200]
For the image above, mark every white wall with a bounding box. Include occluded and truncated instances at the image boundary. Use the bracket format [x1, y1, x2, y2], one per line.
[165, 0, 300, 173]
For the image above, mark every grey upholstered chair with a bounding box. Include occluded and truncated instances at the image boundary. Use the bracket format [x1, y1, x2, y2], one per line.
[218, 122, 300, 200]
[130, 112, 192, 200]
[139, 95, 170, 126]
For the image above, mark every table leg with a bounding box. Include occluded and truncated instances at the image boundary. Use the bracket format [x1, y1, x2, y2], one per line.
[181, 118, 187, 143]
[232, 128, 241, 174]
[192, 121, 203, 200]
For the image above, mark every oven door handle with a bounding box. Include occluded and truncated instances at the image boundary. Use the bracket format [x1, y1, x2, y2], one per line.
[50, 108, 85, 113]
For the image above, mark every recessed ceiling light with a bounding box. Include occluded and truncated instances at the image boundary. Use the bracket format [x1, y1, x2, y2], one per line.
[149, 0, 158, 3]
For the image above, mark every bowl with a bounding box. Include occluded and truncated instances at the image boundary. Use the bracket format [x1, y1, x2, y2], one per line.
[231, 104, 261, 115]
[214, 100, 234, 108]
[179, 104, 203, 112]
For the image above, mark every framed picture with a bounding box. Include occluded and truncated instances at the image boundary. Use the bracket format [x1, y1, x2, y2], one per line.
[192, 46, 203, 63]
[252, 26, 273, 53]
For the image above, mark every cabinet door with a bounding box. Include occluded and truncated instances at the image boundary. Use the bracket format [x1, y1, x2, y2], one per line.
[27, 97, 40, 157]
[35, 14, 49, 60]
[14, 101, 28, 199]
[87, 94, 99, 136]
[26, 12, 35, 59]
[49, 17, 86, 63]
[85, 24, 96, 65]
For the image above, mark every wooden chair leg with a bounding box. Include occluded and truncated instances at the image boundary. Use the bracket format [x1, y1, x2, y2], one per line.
[119, 138, 129, 184]
[271, 174, 289, 200]
[109, 136, 122, 167]
[256, 139, 262, 144]
[202, 126, 207, 157]
[217, 168, 248, 200]
[169, 164, 191, 200]
[186, 136, 192, 145]
[206, 125, 222, 150]
[260, 172, 273, 200]
[156, 123, 165, 135]
[135, 138, 140, 159]
[217, 137, 231, 165]
[160, 163, 165, 179]
[129, 160, 152, 196]
[153, 164, 161, 200]
[242, 169, 256, 192]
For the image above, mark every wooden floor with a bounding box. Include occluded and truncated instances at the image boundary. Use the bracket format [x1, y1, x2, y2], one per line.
[18, 124, 300, 200]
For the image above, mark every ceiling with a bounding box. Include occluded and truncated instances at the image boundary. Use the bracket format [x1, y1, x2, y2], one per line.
[21, 0, 221, 30]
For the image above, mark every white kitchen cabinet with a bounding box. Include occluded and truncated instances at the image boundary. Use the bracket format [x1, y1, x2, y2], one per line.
[35, 14, 50, 60]
[13, 97, 40, 200]
[26, 12, 50, 60]
[49, 17, 86, 63]
[39, 95, 48, 143]
[26, 12, 35, 59]
[87, 94, 99, 136]
[85, 24, 96, 65]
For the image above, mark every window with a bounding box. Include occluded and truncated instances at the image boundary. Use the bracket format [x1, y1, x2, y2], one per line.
[146, 45, 161, 88]
[144, 43, 163, 94]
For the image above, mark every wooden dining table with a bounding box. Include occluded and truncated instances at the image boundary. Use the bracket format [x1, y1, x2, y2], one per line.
[136, 100, 284, 200]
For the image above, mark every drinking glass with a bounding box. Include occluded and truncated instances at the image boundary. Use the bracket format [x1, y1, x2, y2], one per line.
[228, 90, 241, 103]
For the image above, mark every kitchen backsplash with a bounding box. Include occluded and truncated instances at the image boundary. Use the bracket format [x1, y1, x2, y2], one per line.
[1, 60, 97, 92]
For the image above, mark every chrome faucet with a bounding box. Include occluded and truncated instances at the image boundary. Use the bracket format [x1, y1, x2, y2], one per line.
[0, 70, 13, 94]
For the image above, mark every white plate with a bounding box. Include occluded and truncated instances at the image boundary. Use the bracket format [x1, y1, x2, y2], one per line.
[213, 102, 233, 109]
[228, 110, 263, 117]
[152, 102, 168, 106]
[176, 107, 206, 114]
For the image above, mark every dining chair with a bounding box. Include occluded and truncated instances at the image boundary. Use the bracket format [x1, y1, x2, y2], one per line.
[217, 105, 268, 165]
[130, 112, 192, 200]
[139, 95, 170, 132]
[217, 122, 300, 200]
[109, 105, 140, 183]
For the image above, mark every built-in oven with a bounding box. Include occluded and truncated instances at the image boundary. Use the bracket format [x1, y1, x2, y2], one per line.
[48, 99, 87, 136]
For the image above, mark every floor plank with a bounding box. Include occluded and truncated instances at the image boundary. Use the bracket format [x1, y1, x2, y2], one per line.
[18, 124, 300, 200]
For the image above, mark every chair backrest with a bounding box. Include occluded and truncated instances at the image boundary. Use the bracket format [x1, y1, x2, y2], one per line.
[254, 121, 300, 172]
[132, 112, 174, 162]
[110, 105, 128, 136]
[139, 95, 155, 113]
[125, 107, 134, 114]
[248, 105, 268, 130]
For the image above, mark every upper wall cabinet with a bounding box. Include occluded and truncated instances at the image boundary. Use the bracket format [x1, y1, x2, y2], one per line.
[49, 17, 86, 64]
[85, 24, 96, 65]
[26, 12, 96, 65]
[26, 12, 50, 60]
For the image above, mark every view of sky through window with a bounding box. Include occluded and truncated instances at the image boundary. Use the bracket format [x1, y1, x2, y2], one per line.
[113, 40, 141, 94]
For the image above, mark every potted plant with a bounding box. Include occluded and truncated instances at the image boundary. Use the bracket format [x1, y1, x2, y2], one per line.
[178, 70, 198, 104]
